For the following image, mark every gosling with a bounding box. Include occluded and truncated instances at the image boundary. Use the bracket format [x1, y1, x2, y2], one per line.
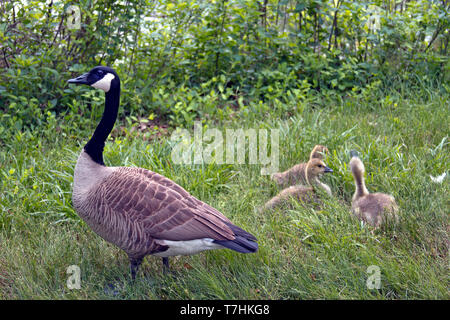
[349, 151, 398, 228]
[309, 144, 329, 161]
[264, 159, 333, 210]
[271, 145, 329, 188]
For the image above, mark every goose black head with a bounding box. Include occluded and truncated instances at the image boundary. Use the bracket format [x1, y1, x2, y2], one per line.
[68, 66, 119, 93]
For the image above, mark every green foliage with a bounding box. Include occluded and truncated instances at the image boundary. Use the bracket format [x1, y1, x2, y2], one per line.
[0, 0, 448, 130]
[0, 0, 448, 300]
[0, 85, 448, 299]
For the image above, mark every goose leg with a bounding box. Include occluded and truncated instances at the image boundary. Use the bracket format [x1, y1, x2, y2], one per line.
[162, 257, 169, 273]
[129, 257, 143, 280]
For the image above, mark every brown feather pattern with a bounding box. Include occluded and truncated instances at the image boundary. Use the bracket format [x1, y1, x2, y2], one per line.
[73, 166, 237, 259]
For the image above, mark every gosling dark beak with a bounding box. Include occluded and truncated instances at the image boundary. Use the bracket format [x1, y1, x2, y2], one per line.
[349, 150, 359, 158]
[324, 166, 333, 173]
[68, 72, 89, 85]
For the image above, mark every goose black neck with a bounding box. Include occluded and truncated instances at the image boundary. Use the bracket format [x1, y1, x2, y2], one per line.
[84, 84, 120, 165]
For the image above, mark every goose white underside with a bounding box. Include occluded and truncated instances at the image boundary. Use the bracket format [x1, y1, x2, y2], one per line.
[153, 238, 223, 257]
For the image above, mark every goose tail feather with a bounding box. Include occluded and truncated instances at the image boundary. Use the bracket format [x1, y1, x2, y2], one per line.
[214, 222, 258, 253]
[214, 236, 258, 253]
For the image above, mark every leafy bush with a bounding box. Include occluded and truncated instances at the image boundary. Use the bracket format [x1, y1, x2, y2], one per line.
[0, 0, 448, 131]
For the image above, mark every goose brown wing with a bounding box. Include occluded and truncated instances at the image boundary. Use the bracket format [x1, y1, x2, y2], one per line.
[101, 167, 235, 241]
[137, 168, 234, 224]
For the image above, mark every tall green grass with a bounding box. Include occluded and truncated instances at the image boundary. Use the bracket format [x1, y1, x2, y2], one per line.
[0, 84, 448, 299]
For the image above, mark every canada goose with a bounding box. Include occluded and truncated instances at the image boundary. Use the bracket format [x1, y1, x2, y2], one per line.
[349, 151, 398, 227]
[67, 66, 257, 279]
[271, 155, 333, 195]
[264, 158, 333, 210]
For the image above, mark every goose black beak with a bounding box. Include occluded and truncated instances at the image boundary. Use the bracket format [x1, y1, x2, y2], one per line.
[68, 72, 90, 85]
[349, 150, 359, 158]
[324, 166, 333, 173]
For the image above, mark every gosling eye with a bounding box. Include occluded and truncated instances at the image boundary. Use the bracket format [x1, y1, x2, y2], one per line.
[317, 165, 323, 168]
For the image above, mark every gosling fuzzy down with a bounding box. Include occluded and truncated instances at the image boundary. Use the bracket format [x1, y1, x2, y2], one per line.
[309, 144, 329, 161]
[349, 151, 398, 227]
[271, 145, 329, 188]
[264, 158, 333, 210]
[263, 185, 316, 210]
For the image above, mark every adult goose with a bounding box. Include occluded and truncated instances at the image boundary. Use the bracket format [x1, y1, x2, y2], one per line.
[349, 151, 398, 228]
[68, 66, 258, 279]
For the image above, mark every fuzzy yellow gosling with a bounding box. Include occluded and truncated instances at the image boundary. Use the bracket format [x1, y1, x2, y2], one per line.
[271, 145, 330, 190]
[309, 144, 329, 161]
[264, 158, 333, 210]
[349, 150, 398, 228]
[263, 185, 316, 210]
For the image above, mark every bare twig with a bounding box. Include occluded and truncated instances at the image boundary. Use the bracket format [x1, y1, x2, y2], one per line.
[50, 12, 65, 49]
[327, 9, 338, 50]
[2, 48, 10, 68]
[425, 23, 444, 52]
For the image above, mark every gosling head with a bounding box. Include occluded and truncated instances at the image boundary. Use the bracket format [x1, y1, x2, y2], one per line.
[306, 158, 333, 180]
[68, 66, 119, 93]
[310, 145, 329, 160]
[349, 150, 365, 176]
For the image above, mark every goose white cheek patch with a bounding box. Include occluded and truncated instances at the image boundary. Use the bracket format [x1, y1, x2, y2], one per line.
[91, 73, 115, 92]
